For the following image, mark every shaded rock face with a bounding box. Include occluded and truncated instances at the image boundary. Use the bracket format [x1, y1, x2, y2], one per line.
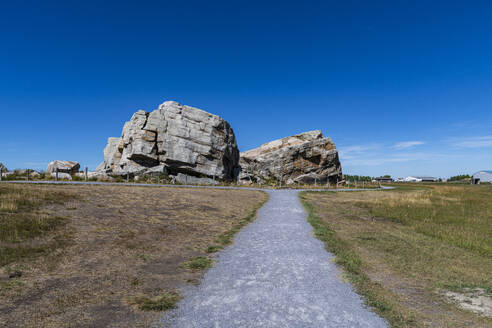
[0, 163, 7, 172]
[75, 171, 113, 180]
[95, 137, 121, 173]
[47, 160, 80, 175]
[239, 130, 343, 184]
[175, 173, 218, 185]
[98, 101, 240, 180]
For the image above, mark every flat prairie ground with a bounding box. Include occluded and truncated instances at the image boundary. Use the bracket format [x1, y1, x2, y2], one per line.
[301, 184, 492, 328]
[0, 183, 268, 328]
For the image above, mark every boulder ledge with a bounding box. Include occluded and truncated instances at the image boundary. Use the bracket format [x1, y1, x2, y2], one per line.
[239, 130, 343, 184]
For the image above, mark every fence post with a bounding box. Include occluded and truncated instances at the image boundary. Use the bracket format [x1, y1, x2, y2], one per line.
[55, 168, 59, 181]
[0, 167, 2, 181]
[336, 177, 338, 189]
[314, 178, 317, 187]
[158, 175, 160, 185]
[126, 174, 129, 183]
[85, 167, 88, 182]
[27, 169, 29, 181]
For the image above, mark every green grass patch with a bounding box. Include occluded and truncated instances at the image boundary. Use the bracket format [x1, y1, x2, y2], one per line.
[0, 279, 25, 297]
[299, 192, 416, 327]
[183, 256, 213, 270]
[205, 245, 222, 253]
[360, 185, 492, 257]
[133, 292, 179, 311]
[0, 184, 75, 266]
[0, 215, 66, 242]
[0, 232, 73, 267]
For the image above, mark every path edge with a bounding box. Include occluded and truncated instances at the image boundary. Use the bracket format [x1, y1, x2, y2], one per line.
[298, 191, 413, 328]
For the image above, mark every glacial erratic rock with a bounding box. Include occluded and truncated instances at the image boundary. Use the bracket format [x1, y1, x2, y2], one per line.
[97, 101, 240, 180]
[47, 160, 80, 175]
[54, 172, 72, 180]
[239, 130, 343, 184]
[18, 170, 40, 177]
[30, 171, 40, 177]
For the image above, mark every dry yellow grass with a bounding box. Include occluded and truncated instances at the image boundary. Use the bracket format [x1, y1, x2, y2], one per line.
[360, 184, 492, 257]
[302, 185, 492, 328]
[0, 183, 267, 328]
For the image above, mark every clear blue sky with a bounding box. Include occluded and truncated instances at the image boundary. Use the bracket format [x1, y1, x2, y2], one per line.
[1, 0, 492, 178]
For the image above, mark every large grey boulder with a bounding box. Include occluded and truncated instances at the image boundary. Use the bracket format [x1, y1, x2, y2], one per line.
[47, 160, 80, 175]
[97, 101, 240, 181]
[239, 130, 343, 184]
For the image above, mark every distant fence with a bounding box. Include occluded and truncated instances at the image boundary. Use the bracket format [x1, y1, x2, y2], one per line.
[0, 168, 46, 182]
[0, 167, 90, 182]
[0, 167, 383, 189]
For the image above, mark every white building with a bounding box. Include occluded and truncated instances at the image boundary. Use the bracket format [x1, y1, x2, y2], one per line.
[472, 171, 492, 184]
[403, 176, 438, 182]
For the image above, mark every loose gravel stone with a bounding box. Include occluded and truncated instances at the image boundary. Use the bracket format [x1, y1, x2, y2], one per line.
[159, 190, 388, 328]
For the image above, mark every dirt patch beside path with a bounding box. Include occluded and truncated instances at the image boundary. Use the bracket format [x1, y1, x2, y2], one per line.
[0, 184, 267, 328]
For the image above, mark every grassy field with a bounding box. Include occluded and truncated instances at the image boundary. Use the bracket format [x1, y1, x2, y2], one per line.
[0, 183, 268, 328]
[300, 184, 492, 328]
[0, 185, 75, 267]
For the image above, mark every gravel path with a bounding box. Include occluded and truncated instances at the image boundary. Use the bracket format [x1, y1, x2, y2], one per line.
[158, 189, 387, 328]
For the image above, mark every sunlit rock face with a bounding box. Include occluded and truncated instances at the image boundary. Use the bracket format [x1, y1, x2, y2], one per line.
[239, 130, 343, 184]
[97, 101, 240, 181]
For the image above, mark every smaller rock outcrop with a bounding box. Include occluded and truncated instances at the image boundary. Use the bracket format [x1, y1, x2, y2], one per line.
[47, 161, 80, 175]
[15, 169, 39, 177]
[239, 130, 343, 184]
[29, 171, 40, 178]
